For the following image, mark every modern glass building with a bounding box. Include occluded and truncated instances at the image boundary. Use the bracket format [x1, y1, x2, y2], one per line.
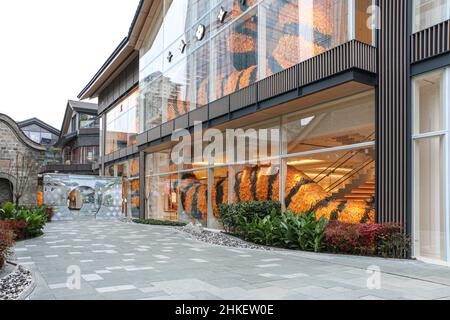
[78, 0, 450, 265]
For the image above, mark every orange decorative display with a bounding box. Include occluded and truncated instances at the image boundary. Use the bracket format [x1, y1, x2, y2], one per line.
[180, 165, 375, 225]
[37, 191, 43, 207]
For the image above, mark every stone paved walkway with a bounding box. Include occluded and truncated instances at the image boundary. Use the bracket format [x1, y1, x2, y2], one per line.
[9, 220, 450, 300]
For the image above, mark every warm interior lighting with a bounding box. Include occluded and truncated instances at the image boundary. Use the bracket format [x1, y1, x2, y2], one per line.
[286, 159, 324, 166]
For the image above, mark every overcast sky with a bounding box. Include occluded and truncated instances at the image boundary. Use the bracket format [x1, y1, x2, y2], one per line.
[0, 0, 140, 129]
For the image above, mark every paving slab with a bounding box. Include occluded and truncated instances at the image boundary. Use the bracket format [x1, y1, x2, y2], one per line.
[8, 219, 450, 300]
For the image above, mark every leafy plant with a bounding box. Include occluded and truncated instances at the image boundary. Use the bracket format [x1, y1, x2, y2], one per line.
[15, 208, 47, 238]
[224, 204, 328, 253]
[219, 201, 282, 233]
[284, 211, 328, 252]
[0, 202, 16, 219]
[0, 203, 48, 239]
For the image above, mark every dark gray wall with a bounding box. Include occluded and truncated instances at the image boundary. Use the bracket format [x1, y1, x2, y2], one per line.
[98, 56, 139, 115]
[377, 0, 410, 230]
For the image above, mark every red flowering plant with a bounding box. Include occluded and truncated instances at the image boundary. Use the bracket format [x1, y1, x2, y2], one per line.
[324, 221, 382, 256]
[0, 220, 28, 240]
[323, 221, 410, 258]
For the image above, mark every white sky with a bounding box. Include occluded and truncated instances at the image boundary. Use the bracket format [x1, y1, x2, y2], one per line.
[0, 0, 140, 129]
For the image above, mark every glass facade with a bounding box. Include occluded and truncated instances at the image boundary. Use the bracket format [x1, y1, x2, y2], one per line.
[22, 128, 55, 145]
[105, 89, 141, 155]
[413, 0, 450, 32]
[139, 0, 374, 132]
[79, 113, 99, 129]
[105, 158, 140, 218]
[63, 146, 99, 165]
[413, 69, 449, 263]
[145, 91, 376, 227]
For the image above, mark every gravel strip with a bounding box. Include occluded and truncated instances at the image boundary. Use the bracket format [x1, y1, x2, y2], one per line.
[179, 224, 273, 251]
[0, 264, 33, 300]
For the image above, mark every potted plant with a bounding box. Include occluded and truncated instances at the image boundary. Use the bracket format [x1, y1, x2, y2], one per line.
[45, 206, 54, 223]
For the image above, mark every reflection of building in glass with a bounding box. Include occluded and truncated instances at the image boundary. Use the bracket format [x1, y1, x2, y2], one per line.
[43, 174, 123, 220]
[77, 0, 450, 264]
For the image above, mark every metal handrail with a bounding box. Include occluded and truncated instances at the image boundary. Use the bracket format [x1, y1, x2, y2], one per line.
[325, 159, 375, 193]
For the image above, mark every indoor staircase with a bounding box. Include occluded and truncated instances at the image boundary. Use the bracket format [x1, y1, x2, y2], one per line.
[332, 173, 375, 202]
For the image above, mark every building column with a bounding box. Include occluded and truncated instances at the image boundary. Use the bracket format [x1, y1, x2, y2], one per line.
[376, 0, 411, 233]
[139, 150, 146, 220]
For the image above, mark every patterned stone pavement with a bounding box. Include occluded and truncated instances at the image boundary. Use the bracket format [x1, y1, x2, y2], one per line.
[9, 220, 450, 300]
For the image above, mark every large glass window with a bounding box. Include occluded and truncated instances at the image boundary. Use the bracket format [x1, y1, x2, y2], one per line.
[163, 59, 192, 122]
[179, 170, 209, 226]
[139, 0, 367, 129]
[79, 114, 99, 129]
[109, 158, 140, 218]
[283, 146, 375, 224]
[22, 127, 56, 146]
[211, 7, 258, 101]
[414, 137, 446, 261]
[146, 174, 179, 221]
[413, 0, 450, 33]
[144, 91, 376, 227]
[413, 69, 449, 263]
[283, 92, 375, 154]
[105, 89, 140, 155]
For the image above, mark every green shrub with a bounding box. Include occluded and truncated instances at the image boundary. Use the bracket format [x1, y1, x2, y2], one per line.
[237, 209, 285, 246]
[133, 219, 187, 227]
[220, 201, 327, 253]
[0, 202, 16, 219]
[218, 201, 282, 233]
[16, 208, 47, 238]
[0, 203, 47, 239]
[282, 210, 328, 252]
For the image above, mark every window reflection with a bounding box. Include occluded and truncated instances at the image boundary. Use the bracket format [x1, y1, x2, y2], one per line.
[283, 92, 375, 154]
[139, 0, 363, 129]
[413, 0, 449, 33]
[105, 89, 140, 154]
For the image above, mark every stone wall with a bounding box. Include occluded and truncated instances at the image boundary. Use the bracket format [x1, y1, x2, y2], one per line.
[0, 178, 13, 206]
[0, 114, 46, 206]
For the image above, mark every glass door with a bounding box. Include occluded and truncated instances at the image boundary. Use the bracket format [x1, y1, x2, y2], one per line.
[412, 68, 449, 264]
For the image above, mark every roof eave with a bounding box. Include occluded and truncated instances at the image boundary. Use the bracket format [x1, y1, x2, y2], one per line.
[77, 0, 153, 101]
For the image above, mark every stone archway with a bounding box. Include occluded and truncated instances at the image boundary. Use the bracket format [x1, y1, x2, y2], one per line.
[0, 178, 13, 206]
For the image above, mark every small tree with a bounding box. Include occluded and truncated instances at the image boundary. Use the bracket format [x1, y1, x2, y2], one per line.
[8, 153, 35, 207]
[48, 147, 62, 165]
